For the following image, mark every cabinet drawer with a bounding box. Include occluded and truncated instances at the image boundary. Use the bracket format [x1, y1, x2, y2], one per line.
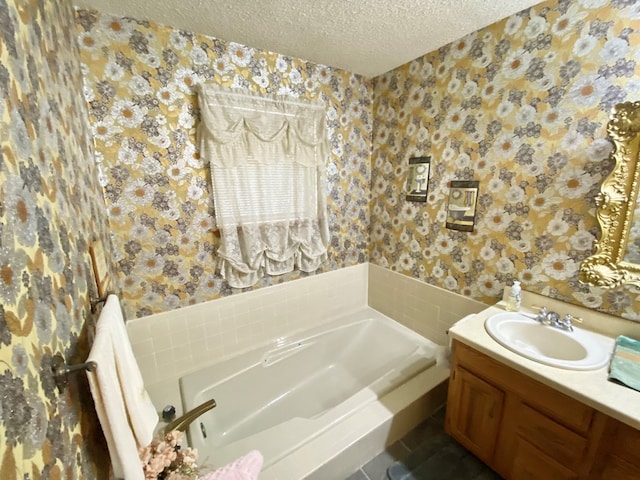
[509, 437, 578, 480]
[512, 401, 588, 470]
[453, 341, 594, 434]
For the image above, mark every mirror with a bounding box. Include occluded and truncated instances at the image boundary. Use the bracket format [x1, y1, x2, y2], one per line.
[580, 101, 640, 288]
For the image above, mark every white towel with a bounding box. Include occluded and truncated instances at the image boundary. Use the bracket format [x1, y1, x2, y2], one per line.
[87, 294, 159, 480]
[87, 317, 143, 480]
[105, 295, 158, 446]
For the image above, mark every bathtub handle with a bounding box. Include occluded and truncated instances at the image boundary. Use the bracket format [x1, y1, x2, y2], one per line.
[262, 341, 313, 367]
[163, 398, 216, 435]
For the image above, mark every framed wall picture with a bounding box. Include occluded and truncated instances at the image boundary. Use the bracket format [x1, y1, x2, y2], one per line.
[446, 180, 479, 232]
[405, 156, 431, 202]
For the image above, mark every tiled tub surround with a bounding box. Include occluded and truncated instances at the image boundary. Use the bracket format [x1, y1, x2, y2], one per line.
[368, 264, 488, 346]
[127, 264, 368, 395]
[126, 264, 489, 407]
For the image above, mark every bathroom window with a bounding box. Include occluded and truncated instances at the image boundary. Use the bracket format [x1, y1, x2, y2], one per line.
[197, 86, 330, 288]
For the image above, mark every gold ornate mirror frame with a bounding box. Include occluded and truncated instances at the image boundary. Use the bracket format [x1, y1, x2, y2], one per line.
[580, 101, 640, 289]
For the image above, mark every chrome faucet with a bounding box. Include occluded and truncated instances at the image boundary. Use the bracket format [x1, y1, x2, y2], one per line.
[163, 398, 216, 435]
[557, 314, 577, 332]
[534, 307, 579, 332]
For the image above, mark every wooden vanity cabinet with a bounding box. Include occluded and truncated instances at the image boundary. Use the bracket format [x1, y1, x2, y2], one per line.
[591, 417, 640, 479]
[445, 340, 640, 480]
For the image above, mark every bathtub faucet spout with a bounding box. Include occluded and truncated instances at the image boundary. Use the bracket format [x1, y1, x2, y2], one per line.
[163, 398, 216, 435]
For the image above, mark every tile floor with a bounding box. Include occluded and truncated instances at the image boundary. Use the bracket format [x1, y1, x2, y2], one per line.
[345, 406, 502, 480]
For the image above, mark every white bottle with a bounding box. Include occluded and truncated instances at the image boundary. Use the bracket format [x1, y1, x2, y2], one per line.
[505, 281, 522, 312]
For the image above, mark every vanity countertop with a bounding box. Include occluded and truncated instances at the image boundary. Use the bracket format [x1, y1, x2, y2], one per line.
[448, 303, 640, 431]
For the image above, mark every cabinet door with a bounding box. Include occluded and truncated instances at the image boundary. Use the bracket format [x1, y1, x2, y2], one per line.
[445, 365, 504, 464]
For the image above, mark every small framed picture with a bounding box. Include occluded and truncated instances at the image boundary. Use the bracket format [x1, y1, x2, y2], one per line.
[446, 180, 479, 232]
[404, 156, 431, 202]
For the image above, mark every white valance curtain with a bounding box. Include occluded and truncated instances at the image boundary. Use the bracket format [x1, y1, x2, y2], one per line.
[197, 86, 330, 288]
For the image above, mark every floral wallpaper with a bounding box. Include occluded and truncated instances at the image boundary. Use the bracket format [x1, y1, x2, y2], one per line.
[76, 10, 373, 319]
[0, 0, 114, 477]
[370, 0, 640, 319]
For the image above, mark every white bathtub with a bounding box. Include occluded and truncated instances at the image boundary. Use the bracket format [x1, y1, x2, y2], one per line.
[179, 308, 449, 479]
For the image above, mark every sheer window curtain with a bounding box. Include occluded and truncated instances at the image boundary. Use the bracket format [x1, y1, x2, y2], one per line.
[197, 86, 330, 288]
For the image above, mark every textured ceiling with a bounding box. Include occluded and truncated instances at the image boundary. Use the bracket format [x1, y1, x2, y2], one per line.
[73, 0, 543, 77]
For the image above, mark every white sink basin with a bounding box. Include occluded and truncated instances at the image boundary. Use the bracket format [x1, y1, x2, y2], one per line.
[485, 312, 613, 370]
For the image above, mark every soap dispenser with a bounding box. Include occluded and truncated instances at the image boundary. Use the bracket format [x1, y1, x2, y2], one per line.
[505, 281, 522, 312]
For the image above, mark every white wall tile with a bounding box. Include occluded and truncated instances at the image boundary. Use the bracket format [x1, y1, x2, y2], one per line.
[367, 264, 488, 342]
[126, 262, 433, 390]
[152, 334, 171, 352]
[131, 338, 154, 358]
[126, 319, 149, 343]
[204, 333, 224, 354]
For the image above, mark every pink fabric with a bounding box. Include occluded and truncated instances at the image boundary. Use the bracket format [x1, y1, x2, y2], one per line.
[198, 450, 263, 480]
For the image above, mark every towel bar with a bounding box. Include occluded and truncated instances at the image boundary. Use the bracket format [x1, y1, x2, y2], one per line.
[90, 294, 110, 313]
[52, 353, 97, 393]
